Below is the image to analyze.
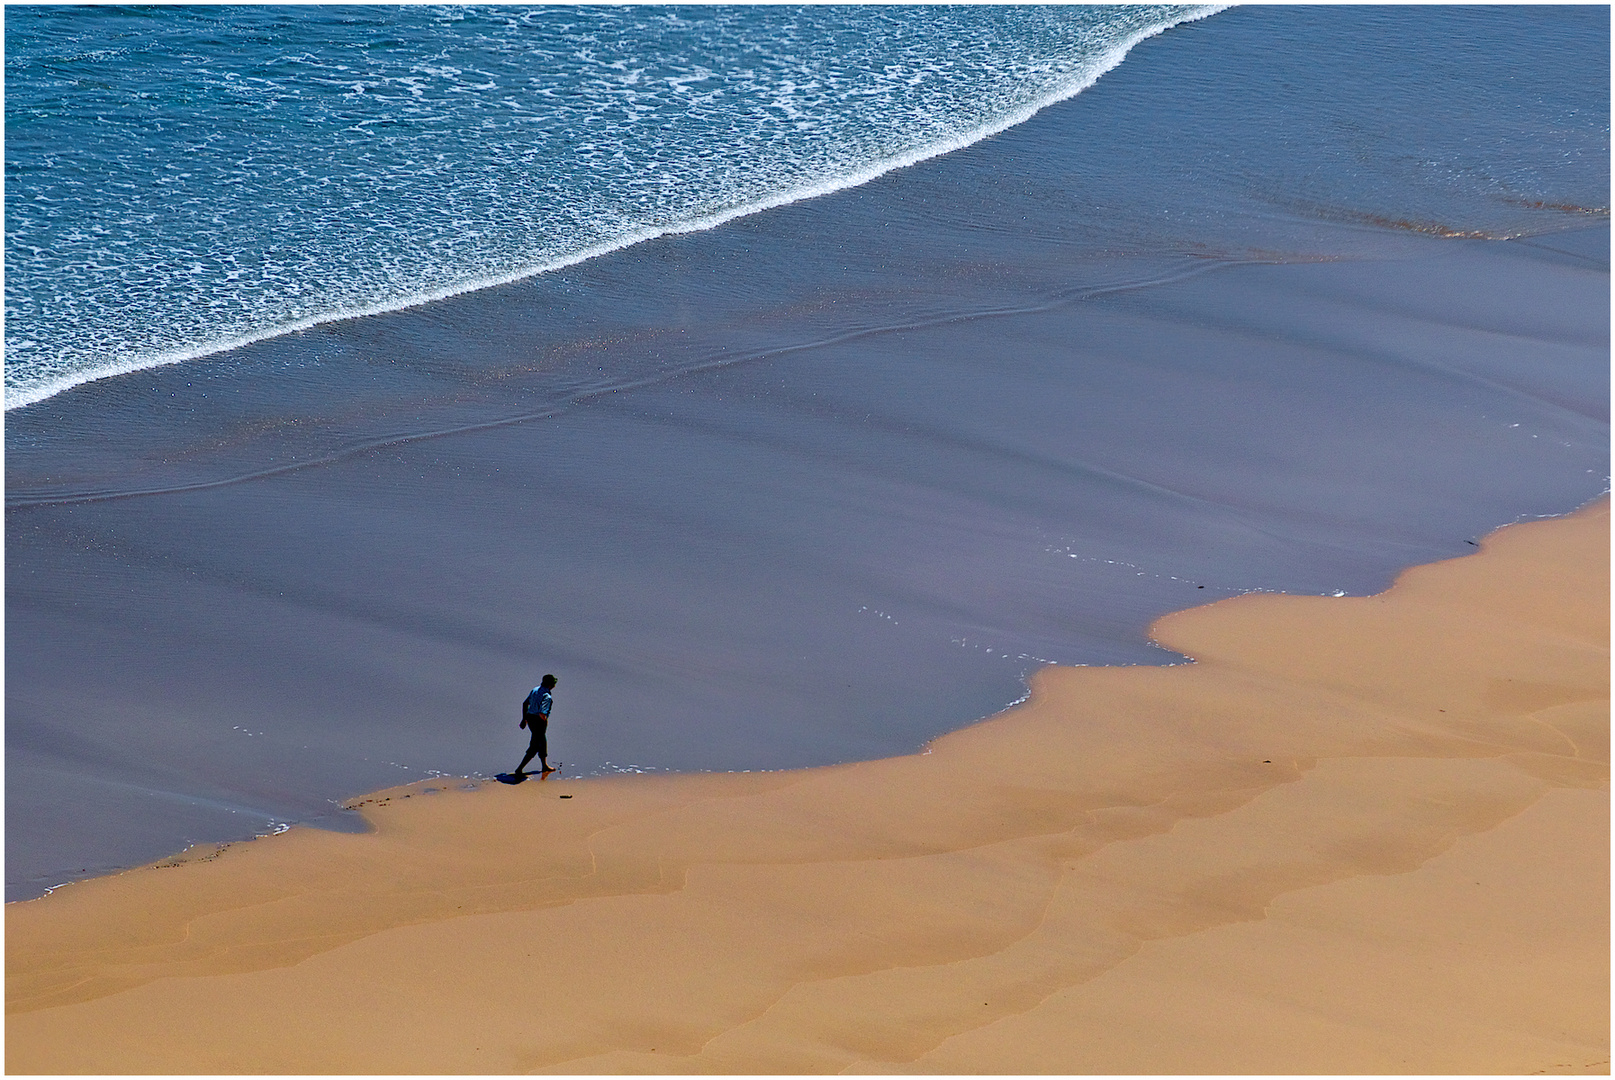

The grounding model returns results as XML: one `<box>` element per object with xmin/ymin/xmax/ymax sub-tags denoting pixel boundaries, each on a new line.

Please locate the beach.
<box><xmin>7</xmin><ymin>6</ymin><xmax>1609</xmax><ymax>902</ymax></box>
<box><xmin>7</xmin><ymin>498</ymin><xmax>1607</xmax><ymax>1073</ymax></box>
<box><xmin>5</xmin><ymin>7</ymin><xmax>1610</xmax><ymax>1069</ymax></box>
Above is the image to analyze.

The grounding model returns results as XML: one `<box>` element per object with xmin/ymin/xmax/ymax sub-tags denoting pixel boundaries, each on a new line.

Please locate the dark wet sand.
<box><xmin>8</xmin><ymin>219</ymin><xmax>1606</xmax><ymax>900</ymax></box>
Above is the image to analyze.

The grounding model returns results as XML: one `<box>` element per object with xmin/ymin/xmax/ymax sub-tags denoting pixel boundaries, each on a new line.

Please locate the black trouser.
<box><xmin>517</xmin><ymin>712</ymin><xmax>548</xmax><ymax>772</ymax></box>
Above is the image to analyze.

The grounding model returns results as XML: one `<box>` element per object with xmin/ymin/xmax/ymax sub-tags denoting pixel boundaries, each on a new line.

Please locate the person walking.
<box><xmin>515</xmin><ymin>674</ymin><xmax>557</xmax><ymax>776</ymax></box>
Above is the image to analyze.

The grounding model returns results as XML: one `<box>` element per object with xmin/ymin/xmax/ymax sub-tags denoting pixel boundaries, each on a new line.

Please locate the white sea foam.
<box><xmin>5</xmin><ymin>6</ymin><xmax>1222</xmax><ymax>411</ymax></box>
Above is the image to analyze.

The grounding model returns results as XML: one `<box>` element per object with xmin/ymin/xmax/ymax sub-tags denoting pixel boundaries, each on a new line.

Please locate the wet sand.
<box><xmin>8</xmin><ymin>498</ymin><xmax>1606</xmax><ymax>1074</ymax></box>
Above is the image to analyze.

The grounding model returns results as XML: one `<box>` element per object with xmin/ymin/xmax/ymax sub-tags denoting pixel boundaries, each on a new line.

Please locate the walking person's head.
<box><xmin>541</xmin><ymin>673</ymin><xmax>557</xmax><ymax>690</ymax></box>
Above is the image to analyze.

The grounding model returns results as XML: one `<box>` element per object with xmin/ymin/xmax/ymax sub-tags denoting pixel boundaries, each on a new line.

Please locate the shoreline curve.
<box><xmin>5</xmin><ymin>7</ymin><xmax>1222</xmax><ymax>414</ymax></box>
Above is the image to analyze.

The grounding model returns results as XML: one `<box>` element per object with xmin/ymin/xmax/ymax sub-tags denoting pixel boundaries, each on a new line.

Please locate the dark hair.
<box><xmin>541</xmin><ymin>674</ymin><xmax>557</xmax><ymax>689</ymax></box>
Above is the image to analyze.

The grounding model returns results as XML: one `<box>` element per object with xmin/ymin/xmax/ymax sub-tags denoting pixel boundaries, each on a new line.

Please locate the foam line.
<box><xmin>5</xmin><ymin>6</ymin><xmax>1225</xmax><ymax>414</ymax></box>
<box><xmin>6</xmin><ymin>252</ymin><xmax>1251</xmax><ymax>508</ymax></box>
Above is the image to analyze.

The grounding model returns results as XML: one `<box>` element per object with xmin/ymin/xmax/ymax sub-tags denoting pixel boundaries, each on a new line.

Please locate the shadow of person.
<box><xmin>495</xmin><ymin>766</ymin><xmax>558</xmax><ymax>785</ymax></box>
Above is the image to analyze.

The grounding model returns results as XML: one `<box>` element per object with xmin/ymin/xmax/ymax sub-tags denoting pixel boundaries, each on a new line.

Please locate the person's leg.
<box><xmin>515</xmin><ymin>712</ymin><xmax>541</xmax><ymax>774</ymax></box>
<box><xmin>535</xmin><ymin>717</ymin><xmax>549</xmax><ymax>771</ymax></box>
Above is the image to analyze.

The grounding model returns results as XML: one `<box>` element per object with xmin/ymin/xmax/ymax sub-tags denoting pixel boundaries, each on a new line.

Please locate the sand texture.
<box><xmin>7</xmin><ymin>500</ymin><xmax>1609</xmax><ymax>1074</ymax></box>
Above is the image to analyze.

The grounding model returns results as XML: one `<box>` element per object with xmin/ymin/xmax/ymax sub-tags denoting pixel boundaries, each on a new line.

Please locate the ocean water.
<box><xmin>6</xmin><ymin>4</ymin><xmax>1204</xmax><ymax>407</ymax></box>
<box><xmin>6</xmin><ymin>6</ymin><xmax>1609</xmax><ymax>902</ymax></box>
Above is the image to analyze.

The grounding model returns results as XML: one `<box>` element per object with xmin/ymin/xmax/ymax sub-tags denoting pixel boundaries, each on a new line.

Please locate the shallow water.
<box><xmin>6</xmin><ymin>7</ymin><xmax>1609</xmax><ymax>900</ymax></box>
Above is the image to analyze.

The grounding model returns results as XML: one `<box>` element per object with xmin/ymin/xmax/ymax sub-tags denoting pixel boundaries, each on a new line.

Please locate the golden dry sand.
<box><xmin>7</xmin><ymin>500</ymin><xmax>1609</xmax><ymax>1074</ymax></box>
